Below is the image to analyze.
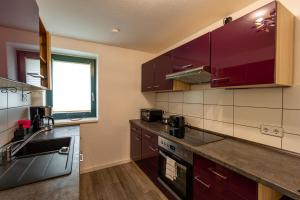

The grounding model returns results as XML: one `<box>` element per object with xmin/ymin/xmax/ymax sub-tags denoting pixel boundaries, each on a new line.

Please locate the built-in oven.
<box><xmin>158</xmin><ymin>136</ymin><xmax>193</xmax><ymax>200</ymax></box>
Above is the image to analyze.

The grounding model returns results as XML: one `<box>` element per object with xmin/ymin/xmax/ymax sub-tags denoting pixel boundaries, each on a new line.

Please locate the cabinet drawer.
<box><xmin>194</xmin><ymin>154</ymin><xmax>257</xmax><ymax>200</ymax></box>
<box><xmin>193</xmin><ymin>176</ymin><xmax>220</xmax><ymax>200</ymax></box>
<box><xmin>130</xmin><ymin>123</ymin><xmax>141</xmax><ymax>133</ymax></box>
<box><xmin>142</xmin><ymin>129</ymin><xmax>158</xmax><ymax>144</ymax></box>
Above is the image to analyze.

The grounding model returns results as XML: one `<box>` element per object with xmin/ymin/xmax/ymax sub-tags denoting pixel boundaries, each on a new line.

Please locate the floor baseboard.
<box><xmin>80</xmin><ymin>159</ymin><xmax>131</xmax><ymax>174</ymax></box>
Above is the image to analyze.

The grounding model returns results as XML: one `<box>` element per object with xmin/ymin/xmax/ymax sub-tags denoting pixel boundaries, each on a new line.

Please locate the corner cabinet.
<box><xmin>211</xmin><ymin>1</ymin><xmax>294</xmax><ymax>88</ymax></box>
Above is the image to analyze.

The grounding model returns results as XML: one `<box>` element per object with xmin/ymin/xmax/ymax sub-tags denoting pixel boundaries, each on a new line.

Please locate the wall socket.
<box><xmin>260</xmin><ymin>125</ymin><xmax>284</xmax><ymax>138</ymax></box>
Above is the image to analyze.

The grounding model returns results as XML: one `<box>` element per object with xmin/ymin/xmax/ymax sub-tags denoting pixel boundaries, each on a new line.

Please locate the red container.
<box><xmin>18</xmin><ymin>120</ymin><xmax>31</xmax><ymax>129</ymax></box>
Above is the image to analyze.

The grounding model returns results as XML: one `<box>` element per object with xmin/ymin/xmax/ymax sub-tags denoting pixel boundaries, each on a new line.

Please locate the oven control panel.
<box><xmin>158</xmin><ymin>136</ymin><xmax>193</xmax><ymax>164</ymax></box>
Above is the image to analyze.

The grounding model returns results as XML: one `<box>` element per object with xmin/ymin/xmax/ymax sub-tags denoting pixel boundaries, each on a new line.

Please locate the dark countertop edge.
<box><xmin>0</xmin><ymin>125</ymin><xmax>80</xmax><ymax>200</ymax></box>
<box><xmin>129</xmin><ymin>119</ymin><xmax>300</xmax><ymax>200</ymax></box>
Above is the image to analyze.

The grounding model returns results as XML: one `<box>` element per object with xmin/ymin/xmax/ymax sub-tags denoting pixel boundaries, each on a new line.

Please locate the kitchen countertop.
<box><xmin>0</xmin><ymin>126</ymin><xmax>80</xmax><ymax>200</ymax></box>
<box><xmin>130</xmin><ymin>119</ymin><xmax>300</xmax><ymax>200</ymax></box>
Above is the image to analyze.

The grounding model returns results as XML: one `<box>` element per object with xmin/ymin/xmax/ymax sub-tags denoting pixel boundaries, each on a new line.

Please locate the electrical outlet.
<box><xmin>260</xmin><ymin>125</ymin><xmax>284</xmax><ymax>138</ymax></box>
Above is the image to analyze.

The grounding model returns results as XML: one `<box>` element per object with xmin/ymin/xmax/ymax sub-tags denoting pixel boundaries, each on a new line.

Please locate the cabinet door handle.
<box><xmin>145</xmin><ymin>134</ymin><xmax>152</xmax><ymax>139</ymax></box>
<box><xmin>80</xmin><ymin>153</ymin><xmax>84</xmax><ymax>162</ymax></box>
<box><xmin>211</xmin><ymin>77</ymin><xmax>230</xmax><ymax>84</ymax></box>
<box><xmin>194</xmin><ymin>176</ymin><xmax>211</xmax><ymax>189</ymax></box>
<box><xmin>147</xmin><ymin>86</ymin><xmax>152</xmax><ymax>89</ymax></box>
<box><xmin>208</xmin><ymin>168</ymin><xmax>228</xmax><ymax>180</ymax></box>
<box><xmin>153</xmin><ymin>85</ymin><xmax>160</xmax><ymax>88</ymax></box>
<box><xmin>149</xmin><ymin>146</ymin><xmax>158</xmax><ymax>152</ymax></box>
<box><xmin>175</xmin><ymin>64</ymin><xmax>193</xmax><ymax>69</ymax></box>
<box><xmin>135</xmin><ymin>137</ymin><xmax>141</xmax><ymax>141</ymax></box>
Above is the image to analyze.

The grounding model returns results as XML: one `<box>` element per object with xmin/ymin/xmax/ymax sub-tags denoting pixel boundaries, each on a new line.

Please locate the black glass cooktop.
<box><xmin>168</xmin><ymin>127</ymin><xmax>224</xmax><ymax>147</ymax></box>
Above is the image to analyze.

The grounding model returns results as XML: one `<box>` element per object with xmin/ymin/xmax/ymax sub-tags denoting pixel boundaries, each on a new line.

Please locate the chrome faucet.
<box><xmin>0</xmin><ymin>126</ymin><xmax>51</xmax><ymax>163</ymax></box>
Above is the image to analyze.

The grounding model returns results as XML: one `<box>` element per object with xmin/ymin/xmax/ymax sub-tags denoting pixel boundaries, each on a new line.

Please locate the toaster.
<box><xmin>140</xmin><ymin>109</ymin><xmax>163</xmax><ymax>122</ymax></box>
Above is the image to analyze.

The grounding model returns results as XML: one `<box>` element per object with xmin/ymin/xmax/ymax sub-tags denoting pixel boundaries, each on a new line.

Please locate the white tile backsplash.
<box><xmin>234</xmin><ymin>125</ymin><xmax>282</xmax><ymax>148</ymax></box>
<box><xmin>204</xmin><ymin>105</ymin><xmax>233</xmax><ymax>123</ymax></box>
<box><xmin>0</xmin><ymin>109</ymin><xmax>7</xmax><ymax>133</ymax></box>
<box><xmin>204</xmin><ymin>89</ymin><xmax>233</xmax><ymax>105</ymax></box>
<box><xmin>182</xmin><ymin>103</ymin><xmax>203</xmax><ymax>118</ymax></box>
<box><xmin>168</xmin><ymin>103</ymin><xmax>183</xmax><ymax>114</ymax></box>
<box><xmin>155</xmin><ymin>101</ymin><xmax>169</xmax><ymax>112</ymax></box>
<box><xmin>7</xmin><ymin>107</ymin><xmax>28</xmax><ymax>129</ymax></box>
<box><xmin>283</xmin><ymin>110</ymin><xmax>300</xmax><ymax>135</ymax></box>
<box><xmin>0</xmin><ymin>91</ymin><xmax>30</xmax><ymax>148</ymax></box>
<box><xmin>7</xmin><ymin>91</ymin><xmax>24</xmax><ymax>108</ymax></box>
<box><xmin>153</xmin><ymin>83</ymin><xmax>300</xmax><ymax>154</ymax></box>
<box><xmin>283</xmin><ymin>85</ymin><xmax>300</xmax><ymax>109</ymax></box>
<box><xmin>0</xmin><ymin>92</ymin><xmax>7</xmax><ymax>109</ymax></box>
<box><xmin>156</xmin><ymin>93</ymin><xmax>169</xmax><ymax>102</ymax></box>
<box><xmin>204</xmin><ymin>119</ymin><xmax>233</xmax><ymax>136</ymax></box>
<box><xmin>282</xmin><ymin>133</ymin><xmax>300</xmax><ymax>154</ymax></box>
<box><xmin>234</xmin><ymin>107</ymin><xmax>282</xmax><ymax>128</ymax></box>
<box><xmin>183</xmin><ymin>91</ymin><xmax>203</xmax><ymax>104</ymax></box>
<box><xmin>184</xmin><ymin>116</ymin><xmax>203</xmax><ymax>129</ymax></box>
<box><xmin>169</xmin><ymin>92</ymin><xmax>183</xmax><ymax>103</ymax></box>
<box><xmin>234</xmin><ymin>88</ymin><xmax>282</xmax><ymax>108</ymax></box>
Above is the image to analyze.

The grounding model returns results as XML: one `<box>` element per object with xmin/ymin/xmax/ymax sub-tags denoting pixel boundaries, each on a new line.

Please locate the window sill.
<box><xmin>54</xmin><ymin>118</ymin><xmax>98</xmax><ymax>126</ymax></box>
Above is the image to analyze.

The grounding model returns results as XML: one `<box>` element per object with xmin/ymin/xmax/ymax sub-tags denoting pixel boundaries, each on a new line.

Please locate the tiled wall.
<box><xmin>0</xmin><ymin>91</ymin><xmax>31</xmax><ymax>147</ymax></box>
<box><xmin>155</xmin><ymin>84</ymin><xmax>300</xmax><ymax>154</ymax></box>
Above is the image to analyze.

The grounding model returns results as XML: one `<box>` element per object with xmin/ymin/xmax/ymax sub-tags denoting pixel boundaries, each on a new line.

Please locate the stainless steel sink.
<box><xmin>0</xmin><ymin>137</ymin><xmax>74</xmax><ymax>191</ymax></box>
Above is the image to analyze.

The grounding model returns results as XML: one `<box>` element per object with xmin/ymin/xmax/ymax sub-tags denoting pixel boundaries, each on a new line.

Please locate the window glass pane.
<box><xmin>25</xmin><ymin>58</ymin><xmax>40</xmax><ymax>86</ymax></box>
<box><xmin>53</xmin><ymin>60</ymin><xmax>91</xmax><ymax>113</ymax></box>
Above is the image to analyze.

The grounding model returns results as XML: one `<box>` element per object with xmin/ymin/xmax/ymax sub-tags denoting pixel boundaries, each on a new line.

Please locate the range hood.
<box><xmin>166</xmin><ymin>66</ymin><xmax>211</xmax><ymax>84</ymax></box>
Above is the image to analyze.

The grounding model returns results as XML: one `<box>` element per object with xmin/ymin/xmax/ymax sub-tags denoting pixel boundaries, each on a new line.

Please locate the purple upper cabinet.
<box><xmin>153</xmin><ymin>52</ymin><xmax>173</xmax><ymax>91</ymax></box>
<box><xmin>211</xmin><ymin>2</ymin><xmax>276</xmax><ymax>88</ymax></box>
<box><xmin>141</xmin><ymin>60</ymin><xmax>154</xmax><ymax>92</ymax></box>
<box><xmin>171</xmin><ymin>33</ymin><xmax>210</xmax><ymax>73</ymax></box>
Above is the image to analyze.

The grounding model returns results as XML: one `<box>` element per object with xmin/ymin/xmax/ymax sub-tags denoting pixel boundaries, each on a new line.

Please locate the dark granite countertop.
<box><xmin>130</xmin><ymin>119</ymin><xmax>300</xmax><ymax>200</ymax></box>
<box><xmin>0</xmin><ymin>126</ymin><xmax>80</xmax><ymax>200</ymax></box>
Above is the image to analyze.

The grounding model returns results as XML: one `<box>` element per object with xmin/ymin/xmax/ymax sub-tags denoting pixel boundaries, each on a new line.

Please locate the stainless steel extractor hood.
<box><xmin>166</xmin><ymin>66</ymin><xmax>211</xmax><ymax>84</ymax></box>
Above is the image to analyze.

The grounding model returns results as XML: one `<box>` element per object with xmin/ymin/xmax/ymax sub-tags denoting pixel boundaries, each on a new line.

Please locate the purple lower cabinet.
<box><xmin>141</xmin><ymin>136</ymin><xmax>159</xmax><ymax>182</ymax></box>
<box><xmin>130</xmin><ymin>123</ymin><xmax>142</xmax><ymax>163</ymax></box>
<box><xmin>193</xmin><ymin>154</ymin><xmax>258</xmax><ymax>200</ymax></box>
<box><xmin>211</xmin><ymin>2</ymin><xmax>277</xmax><ymax>87</ymax></box>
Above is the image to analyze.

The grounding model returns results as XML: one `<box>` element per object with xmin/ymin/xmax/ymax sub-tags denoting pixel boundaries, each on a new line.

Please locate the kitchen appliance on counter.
<box><xmin>158</xmin><ymin>136</ymin><xmax>193</xmax><ymax>200</ymax></box>
<box><xmin>169</xmin><ymin>115</ymin><xmax>185</xmax><ymax>138</ymax></box>
<box><xmin>140</xmin><ymin>109</ymin><xmax>163</xmax><ymax>122</ymax></box>
<box><xmin>161</xmin><ymin>113</ymin><xmax>170</xmax><ymax>125</ymax></box>
<box><xmin>30</xmin><ymin>106</ymin><xmax>54</xmax><ymax>132</ymax></box>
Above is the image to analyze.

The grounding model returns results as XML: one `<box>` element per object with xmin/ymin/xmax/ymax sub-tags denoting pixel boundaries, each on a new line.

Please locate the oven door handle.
<box><xmin>159</xmin><ymin>150</ymin><xmax>188</xmax><ymax>169</ymax></box>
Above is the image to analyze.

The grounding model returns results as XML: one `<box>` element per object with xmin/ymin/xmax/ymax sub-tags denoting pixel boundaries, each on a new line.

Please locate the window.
<box><xmin>51</xmin><ymin>54</ymin><xmax>97</xmax><ymax>120</ymax></box>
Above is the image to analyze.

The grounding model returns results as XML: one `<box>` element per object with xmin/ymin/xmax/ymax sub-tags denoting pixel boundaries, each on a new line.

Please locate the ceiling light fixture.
<box><xmin>112</xmin><ymin>28</ymin><xmax>120</xmax><ymax>33</ymax></box>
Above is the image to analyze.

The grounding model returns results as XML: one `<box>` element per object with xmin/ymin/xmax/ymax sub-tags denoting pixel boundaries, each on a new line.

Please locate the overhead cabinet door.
<box><xmin>172</xmin><ymin>33</ymin><xmax>211</xmax><ymax>73</ymax></box>
<box><xmin>211</xmin><ymin>1</ymin><xmax>294</xmax><ymax>88</ymax></box>
<box><xmin>141</xmin><ymin>60</ymin><xmax>154</xmax><ymax>92</ymax></box>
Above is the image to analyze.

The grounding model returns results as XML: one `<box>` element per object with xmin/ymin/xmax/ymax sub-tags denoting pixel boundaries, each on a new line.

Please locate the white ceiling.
<box><xmin>37</xmin><ymin>0</ymin><xmax>257</xmax><ymax>53</ymax></box>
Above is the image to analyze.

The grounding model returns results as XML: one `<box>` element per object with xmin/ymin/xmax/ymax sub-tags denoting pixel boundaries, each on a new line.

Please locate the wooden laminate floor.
<box><xmin>80</xmin><ymin>162</ymin><xmax>168</xmax><ymax>200</ymax></box>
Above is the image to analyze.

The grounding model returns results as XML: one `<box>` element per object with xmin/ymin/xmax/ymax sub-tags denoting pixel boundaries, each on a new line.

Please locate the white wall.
<box><xmin>154</xmin><ymin>0</ymin><xmax>300</xmax><ymax>154</ymax></box>
<box><xmin>51</xmin><ymin>36</ymin><xmax>155</xmax><ymax>173</ymax></box>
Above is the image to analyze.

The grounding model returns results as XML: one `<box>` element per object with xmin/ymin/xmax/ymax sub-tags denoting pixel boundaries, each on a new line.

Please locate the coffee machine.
<box><xmin>30</xmin><ymin>106</ymin><xmax>54</xmax><ymax>132</ymax></box>
<box><xmin>169</xmin><ymin>115</ymin><xmax>185</xmax><ymax>138</ymax></box>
